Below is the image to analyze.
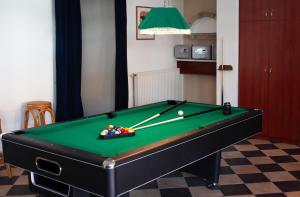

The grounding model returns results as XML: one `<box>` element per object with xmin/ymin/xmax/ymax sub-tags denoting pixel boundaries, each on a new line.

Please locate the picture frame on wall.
<box><xmin>136</xmin><ymin>6</ymin><xmax>155</xmax><ymax>40</ymax></box>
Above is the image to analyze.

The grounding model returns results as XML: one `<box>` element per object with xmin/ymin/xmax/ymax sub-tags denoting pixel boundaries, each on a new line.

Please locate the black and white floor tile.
<box><xmin>1</xmin><ymin>139</ymin><xmax>300</xmax><ymax>197</ymax></box>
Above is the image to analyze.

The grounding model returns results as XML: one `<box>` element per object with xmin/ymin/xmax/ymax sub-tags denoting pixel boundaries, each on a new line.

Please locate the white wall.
<box><xmin>127</xmin><ymin>0</ymin><xmax>184</xmax><ymax>107</ymax></box>
<box><xmin>216</xmin><ymin>0</ymin><xmax>239</xmax><ymax>106</ymax></box>
<box><xmin>81</xmin><ymin>0</ymin><xmax>115</xmax><ymax>116</ymax></box>
<box><xmin>0</xmin><ymin>0</ymin><xmax>55</xmax><ymax>132</ymax></box>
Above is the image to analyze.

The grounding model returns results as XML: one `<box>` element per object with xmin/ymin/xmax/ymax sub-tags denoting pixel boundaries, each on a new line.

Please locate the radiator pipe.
<box><xmin>131</xmin><ymin>73</ymin><xmax>137</xmax><ymax>107</ymax></box>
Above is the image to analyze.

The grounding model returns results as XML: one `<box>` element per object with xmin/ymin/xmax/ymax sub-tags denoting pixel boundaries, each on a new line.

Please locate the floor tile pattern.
<box><xmin>0</xmin><ymin>139</ymin><xmax>299</xmax><ymax>197</ymax></box>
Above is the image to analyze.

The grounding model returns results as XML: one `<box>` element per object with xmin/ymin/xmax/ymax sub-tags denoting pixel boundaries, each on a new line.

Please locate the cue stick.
<box><xmin>134</xmin><ymin>106</ymin><xmax>223</xmax><ymax>130</ymax></box>
<box><xmin>130</xmin><ymin>101</ymin><xmax>187</xmax><ymax>129</ymax></box>
<box><xmin>221</xmin><ymin>38</ymin><xmax>224</xmax><ymax>106</ymax></box>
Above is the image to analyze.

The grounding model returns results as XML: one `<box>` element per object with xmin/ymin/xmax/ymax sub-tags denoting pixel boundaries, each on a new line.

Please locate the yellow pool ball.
<box><xmin>101</xmin><ymin>130</ymin><xmax>108</xmax><ymax>136</ymax></box>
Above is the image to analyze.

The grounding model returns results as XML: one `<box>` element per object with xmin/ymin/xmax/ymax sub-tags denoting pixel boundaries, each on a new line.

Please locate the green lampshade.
<box><xmin>138</xmin><ymin>7</ymin><xmax>191</xmax><ymax>35</ymax></box>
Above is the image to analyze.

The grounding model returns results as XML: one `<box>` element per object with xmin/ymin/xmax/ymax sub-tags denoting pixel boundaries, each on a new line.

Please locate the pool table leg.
<box><xmin>104</xmin><ymin>168</ymin><xmax>117</xmax><ymax>197</ymax></box>
<box><xmin>104</xmin><ymin>159</ymin><xmax>117</xmax><ymax>197</ymax></box>
<box><xmin>182</xmin><ymin>151</ymin><xmax>221</xmax><ymax>189</ymax></box>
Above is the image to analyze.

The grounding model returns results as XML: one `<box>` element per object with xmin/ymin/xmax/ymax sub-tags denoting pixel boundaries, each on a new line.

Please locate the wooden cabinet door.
<box><xmin>268</xmin><ymin>21</ymin><xmax>293</xmax><ymax>140</ymax></box>
<box><xmin>268</xmin><ymin>20</ymin><xmax>300</xmax><ymax>143</ymax></box>
<box><xmin>269</xmin><ymin>1</ymin><xmax>300</xmax><ymax>144</ymax></box>
<box><xmin>239</xmin><ymin>21</ymin><xmax>270</xmax><ymax>136</ymax></box>
<box><xmin>240</xmin><ymin>0</ymin><xmax>300</xmax><ymax>21</ymax></box>
<box><xmin>291</xmin><ymin>0</ymin><xmax>300</xmax><ymax>21</ymax></box>
<box><xmin>271</xmin><ymin>0</ymin><xmax>300</xmax><ymax>21</ymax></box>
<box><xmin>270</xmin><ymin>0</ymin><xmax>290</xmax><ymax>20</ymax></box>
<box><xmin>286</xmin><ymin>21</ymin><xmax>300</xmax><ymax>144</ymax></box>
<box><xmin>240</xmin><ymin>0</ymin><xmax>269</xmax><ymax>22</ymax></box>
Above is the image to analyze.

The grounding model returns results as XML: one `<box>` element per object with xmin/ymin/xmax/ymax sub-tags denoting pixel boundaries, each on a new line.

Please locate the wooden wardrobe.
<box><xmin>239</xmin><ymin>0</ymin><xmax>300</xmax><ymax>144</ymax></box>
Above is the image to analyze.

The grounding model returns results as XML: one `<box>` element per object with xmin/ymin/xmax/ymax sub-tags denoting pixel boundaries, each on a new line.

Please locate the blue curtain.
<box><xmin>55</xmin><ymin>0</ymin><xmax>84</xmax><ymax>121</ymax></box>
<box><xmin>115</xmin><ymin>0</ymin><xmax>129</xmax><ymax>110</ymax></box>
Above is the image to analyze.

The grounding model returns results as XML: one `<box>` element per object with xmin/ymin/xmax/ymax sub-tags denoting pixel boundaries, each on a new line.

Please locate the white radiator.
<box><xmin>132</xmin><ymin>68</ymin><xmax>183</xmax><ymax>106</ymax></box>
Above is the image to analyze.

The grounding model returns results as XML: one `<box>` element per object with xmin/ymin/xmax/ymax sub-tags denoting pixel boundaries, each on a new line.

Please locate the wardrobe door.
<box><xmin>270</xmin><ymin>0</ymin><xmax>291</xmax><ymax>20</ymax></box>
<box><xmin>290</xmin><ymin>0</ymin><xmax>300</xmax><ymax>21</ymax></box>
<box><xmin>270</xmin><ymin>0</ymin><xmax>300</xmax><ymax>21</ymax></box>
<box><xmin>268</xmin><ymin>21</ymin><xmax>293</xmax><ymax>140</ymax></box>
<box><xmin>288</xmin><ymin>21</ymin><xmax>300</xmax><ymax>144</ymax></box>
<box><xmin>239</xmin><ymin>21</ymin><xmax>270</xmax><ymax>136</ymax></box>
<box><xmin>240</xmin><ymin>0</ymin><xmax>269</xmax><ymax>22</ymax></box>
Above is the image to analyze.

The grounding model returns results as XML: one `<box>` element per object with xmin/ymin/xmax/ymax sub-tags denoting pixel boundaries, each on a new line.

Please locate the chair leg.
<box><xmin>49</xmin><ymin>109</ymin><xmax>56</xmax><ymax>123</ymax></box>
<box><xmin>41</xmin><ymin>109</ymin><xmax>56</xmax><ymax>124</ymax></box>
<box><xmin>24</xmin><ymin>110</ymin><xmax>29</xmax><ymax>129</ymax></box>
<box><xmin>29</xmin><ymin>110</ymin><xmax>39</xmax><ymax>127</ymax></box>
<box><xmin>6</xmin><ymin>164</ymin><xmax>12</xmax><ymax>178</ymax></box>
<box><xmin>39</xmin><ymin>111</ymin><xmax>46</xmax><ymax>125</ymax></box>
<box><xmin>47</xmin><ymin>109</ymin><xmax>56</xmax><ymax>124</ymax></box>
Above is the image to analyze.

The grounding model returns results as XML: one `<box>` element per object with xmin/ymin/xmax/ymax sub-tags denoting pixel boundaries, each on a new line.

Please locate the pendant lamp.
<box><xmin>138</xmin><ymin>5</ymin><xmax>191</xmax><ymax>35</ymax></box>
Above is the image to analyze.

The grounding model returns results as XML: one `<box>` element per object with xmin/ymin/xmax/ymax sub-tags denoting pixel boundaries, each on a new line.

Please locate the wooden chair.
<box><xmin>0</xmin><ymin>119</ymin><xmax>13</xmax><ymax>178</ymax></box>
<box><xmin>24</xmin><ymin>101</ymin><xmax>55</xmax><ymax>128</ymax></box>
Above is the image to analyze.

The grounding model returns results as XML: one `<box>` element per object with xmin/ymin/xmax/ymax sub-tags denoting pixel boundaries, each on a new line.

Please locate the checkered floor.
<box><xmin>0</xmin><ymin>138</ymin><xmax>300</xmax><ymax>197</ymax></box>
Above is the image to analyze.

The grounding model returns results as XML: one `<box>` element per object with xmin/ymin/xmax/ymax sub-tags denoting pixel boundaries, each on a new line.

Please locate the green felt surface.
<box><xmin>24</xmin><ymin>102</ymin><xmax>247</xmax><ymax>157</ymax></box>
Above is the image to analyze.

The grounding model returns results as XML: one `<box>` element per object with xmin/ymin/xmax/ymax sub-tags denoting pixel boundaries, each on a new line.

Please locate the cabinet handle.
<box><xmin>269</xmin><ymin>68</ymin><xmax>272</xmax><ymax>74</ymax></box>
<box><xmin>271</xmin><ymin>10</ymin><xmax>273</xmax><ymax>17</ymax></box>
<box><xmin>264</xmin><ymin>67</ymin><xmax>268</xmax><ymax>73</ymax></box>
<box><xmin>265</xmin><ymin>11</ymin><xmax>268</xmax><ymax>17</ymax></box>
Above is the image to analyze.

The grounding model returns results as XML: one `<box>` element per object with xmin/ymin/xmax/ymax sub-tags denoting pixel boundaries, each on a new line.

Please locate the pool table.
<box><xmin>2</xmin><ymin>101</ymin><xmax>262</xmax><ymax>197</ymax></box>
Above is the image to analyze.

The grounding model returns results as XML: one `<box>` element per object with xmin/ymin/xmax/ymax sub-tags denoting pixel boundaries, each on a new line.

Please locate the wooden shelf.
<box><xmin>176</xmin><ymin>59</ymin><xmax>216</xmax><ymax>63</ymax></box>
<box><xmin>177</xmin><ymin>60</ymin><xmax>216</xmax><ymax>75</ymax></box>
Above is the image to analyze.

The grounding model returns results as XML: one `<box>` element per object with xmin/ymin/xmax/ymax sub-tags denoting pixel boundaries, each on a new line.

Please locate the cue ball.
<box><xmin>178</xmin><ymin>111</ymin><xmax>184</xmax><ymax>116</ymax></box>
<box><xmin>101</xmin><ymin>130</ymin><xmax>108</xmax><ymax>136</ymax></box>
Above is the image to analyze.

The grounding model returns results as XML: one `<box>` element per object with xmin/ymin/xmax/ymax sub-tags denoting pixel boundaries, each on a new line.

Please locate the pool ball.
<box><xmin>107</xmin><ymin>125</ymin><xmax>114</xmax><ymax>130</ymax></box>
<box><xmin>101</xmin><ymin>130</ymin><xmax>108</xmax><ymax>136</ymax></box>
<box><xmin>117</xmin><ymin>127</ymin><xmax>123</xmax><ymax>131</ymax></box>
<box><xmin>178</xmin><ymin>110</ymin><xmax>184</xmax><ymax>116</ymax></box>
<box><xmin>128</xmin><ymin>128</ymin><xmax>135</xmax><ymax>133</ymax></box>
